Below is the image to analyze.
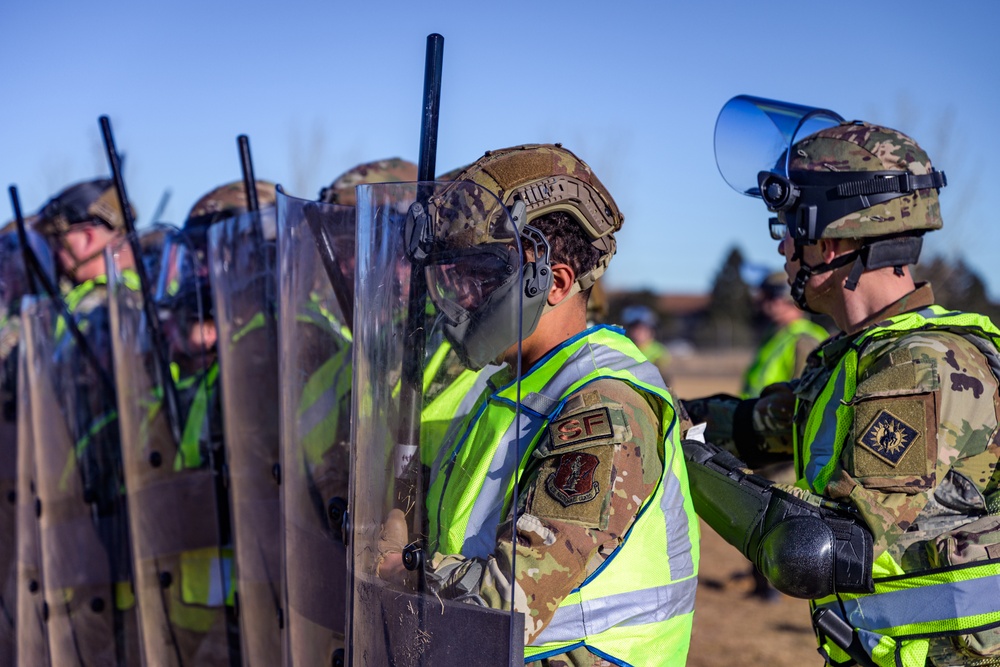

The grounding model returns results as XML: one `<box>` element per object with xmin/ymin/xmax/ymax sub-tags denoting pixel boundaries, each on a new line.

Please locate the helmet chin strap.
<box><xmin>789</xmin><ymin>234</ymin><xmax>923</xmax><ymax>313</ymax></box>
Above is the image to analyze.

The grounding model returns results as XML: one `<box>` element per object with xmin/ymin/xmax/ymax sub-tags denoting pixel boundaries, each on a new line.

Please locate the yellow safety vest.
<box><xmin>797</xmin><ymin>306</ymin><xmax>1000</xmax><ymax>667</ymax></box>
<box><xmin>428</xmin><ymin>325</ymin><xmax>699</xmax><ymax>666</ymax></box>
<box><xmin>742</xmin><ymin>318</ymin><xmax>827</xmax><ymax>398</ymax></box>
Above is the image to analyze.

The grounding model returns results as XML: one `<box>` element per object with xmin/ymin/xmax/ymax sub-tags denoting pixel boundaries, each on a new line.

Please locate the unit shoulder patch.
<box><xmin>856</xmin><ymin>409</ymin><xmax>919</xmax><ymax>467</ymax></box>
<box><xmin>545</xmin><ymin>452</ymin><xmax>600</xmax><ymax>506</ymax></box>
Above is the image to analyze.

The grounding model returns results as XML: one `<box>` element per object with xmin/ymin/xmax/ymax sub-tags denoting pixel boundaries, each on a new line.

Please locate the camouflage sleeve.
<box><xmin>823</xmin><ymin>331</ymin><xmax>1000</xmax><ymax>559</ymax></box>
<box><xmin>427</xmin><ymin>378</ymin><xmax>665</xmax><ymax>645</ymax></box>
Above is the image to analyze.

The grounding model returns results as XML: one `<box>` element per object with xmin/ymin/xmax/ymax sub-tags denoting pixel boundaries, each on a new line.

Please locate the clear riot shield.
<box><xmin>1</xmin><ymin>229</ymin><xmax>55</xmax><ymax>662</ymax></box>
<box><xmin>275</xmin><ymin>191</ymin><xmax>355</xmax><ymax>666</ymax></box>
<box><xmin>0</xmin><ymin>333</ymin><xmax>16</xmax><ymax>663</ymax></box>
<box><xmin>107</xmin><ymin>235</ymin><xmax>240</xmax><ymax>667</ymax></box>
<box><xmin>348</xmin><ymin>181</ymin><xmax>526</xmax><ymax>666</ymax></box>
<box><xmin>208</xmin><ymin>209</ymin><xmax>283</xmax><ymax>666</ymax></box>
<box><xmin>25</xmin><ymin>294</ymin><xmax>140</xmax><ymax>666</ymax></box>
<box><xmin>14</xmin><ymin>298</ymin><xmax>49</xmax><ymax>667</ymax></box>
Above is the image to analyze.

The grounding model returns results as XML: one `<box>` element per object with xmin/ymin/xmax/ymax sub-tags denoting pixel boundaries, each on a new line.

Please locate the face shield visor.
<box><xmin>714</xmin><ymin>95</ymin><xmax>845</xmax><ymax>198</ymax></box>
<box><xmin>401</xmin><ymin>183</ymin><xmax>548</xmax><ymax>371</ymax></box>
<box><xmin>155</xmin><ymin>230</ymin><xmax>215</xmax><ymax>359</ymax></box>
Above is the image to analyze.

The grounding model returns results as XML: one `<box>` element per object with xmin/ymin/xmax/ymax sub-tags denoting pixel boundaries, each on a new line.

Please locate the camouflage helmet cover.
<box><xmin>319</xmin><ymin>158</ymin><xmax>418</xmax><ymax>206</ymax></box>
<box><xmin>36</xmin><ymin>178</ymin><xmax>134</xmax><ymax>237</ymax></box>
<box><xmin>185</xmin><ymin>180</ymin><xmax>278</xmax><ymax>230</ymax></box>
<box><xmin>441</xmin><ymin>143</ymin><xmax>624</xmax><ymax>288</ymax></box>
<box><xmin>783</xmin><ymin>121</ymin><xmax>943</xmax><ymax>239</ymax></box>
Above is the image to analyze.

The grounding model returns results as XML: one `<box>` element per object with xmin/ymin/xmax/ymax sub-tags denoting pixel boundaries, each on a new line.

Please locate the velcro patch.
<box><xmin>856</xmin><ymin>409</ymin><xmax>919</xmax><ymax>467</ymax></box>
<box><xmin>545</xmin><ymin>452</ymin><xmax>600</xmax><ymax>506</ymax></box>
<box><xmin>548</xmin><ymin>407</ymin><xmax>613</xmax><ymax>450</ymax></box>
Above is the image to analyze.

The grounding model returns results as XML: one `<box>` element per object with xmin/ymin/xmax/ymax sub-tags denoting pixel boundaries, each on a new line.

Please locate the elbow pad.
<box><xmin>683</xmin><ymin>439</ymin><xmax>873</xmax><ymax>599</ymax></box>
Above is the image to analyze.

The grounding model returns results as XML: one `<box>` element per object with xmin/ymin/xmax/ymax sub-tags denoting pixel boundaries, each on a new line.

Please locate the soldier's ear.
<box><xmin>547</xmin><ymin>262</ymin><xmax>576</xmax><ymax>307</ymax></box>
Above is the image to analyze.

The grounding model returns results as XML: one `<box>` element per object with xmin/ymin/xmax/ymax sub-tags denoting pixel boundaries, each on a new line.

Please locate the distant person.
<box><xmin>739</xmin><ymin>273</ymin><xmax>828</xmax><ymax>600</ymax></box>
<box><xmin>622</xmin><ymin>305</ymin><xmax>672</xmax><ymax>385</ymax></box>
<box><xmin>742</xmin><ymin>271</ymin><xmax>827</xmax><ymax>398</ymax></box>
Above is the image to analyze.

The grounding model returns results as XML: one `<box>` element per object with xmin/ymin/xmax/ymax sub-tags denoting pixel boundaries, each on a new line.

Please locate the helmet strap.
<box><xmin>789</xmin><ymin>233</ymin><xmax>923</xmax><ymax>311</ymax></box>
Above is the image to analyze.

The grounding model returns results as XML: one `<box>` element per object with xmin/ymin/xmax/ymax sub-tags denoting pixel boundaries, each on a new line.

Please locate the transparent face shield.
<box><xmin>714</xmin><ymin>94</ymin><xmax>845</xmax><ymax>197</ymax></box>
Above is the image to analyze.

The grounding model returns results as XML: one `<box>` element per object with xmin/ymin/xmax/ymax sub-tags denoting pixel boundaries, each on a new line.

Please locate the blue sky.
<box><xmin>2</xmin><ymin>0</ymin><xmax>998</xmax><ymax>297</ymax></box>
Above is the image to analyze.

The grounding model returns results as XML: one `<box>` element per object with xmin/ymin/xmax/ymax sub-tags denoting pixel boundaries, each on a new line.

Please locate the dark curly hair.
<box><xmin>529</xmin><ymin>211</ymin><xmax>603</xmax><ymax>293</ymax></box>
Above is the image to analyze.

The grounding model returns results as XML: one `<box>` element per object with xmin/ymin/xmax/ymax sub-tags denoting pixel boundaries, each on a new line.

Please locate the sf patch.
<box><xmin>857</xmin><ymin>409</ymin><xmax>919</xmax><ymax>467</ymax></box>
<box><xmin>546</xmin><ymin>452</ymin><xmax>601</xmax><ymax>507</ymax></box>
<box><xmin>549</xmin><ymin>407</ymin><xmax>614</xmax><ymax>450</ymax></box>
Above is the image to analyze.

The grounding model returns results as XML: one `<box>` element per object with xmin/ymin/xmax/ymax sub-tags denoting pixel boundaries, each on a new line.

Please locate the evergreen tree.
<box><xmin>697</xmin><ymin>246</ymin><xmax>754</xmax><ymax>348</ymax></box>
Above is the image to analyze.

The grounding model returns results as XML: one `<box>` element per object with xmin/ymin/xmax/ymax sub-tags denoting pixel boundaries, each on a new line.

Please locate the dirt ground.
<box><xmin>670</xmin><ymin>350</ymin><xmax>824</xmax><ymax>667</ymax></box>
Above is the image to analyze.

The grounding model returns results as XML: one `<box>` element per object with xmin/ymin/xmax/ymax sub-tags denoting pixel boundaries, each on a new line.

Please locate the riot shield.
<box><xmin>14</xmin><ymin>299</ymin><xmax>50</xmax><ymax>666</ymax></box>
<box><xmin>0</xmin><ymin>323</ymin><xmax>17</xmax><ymax>663</ymax></box>
<box><xmin>107</xmin><ymin>234</ymin><xmax>240</xmax><ymax>667</ymax></box>
<box><xmin>275</xmin><ymin>191</ymin><xmax>355</xmax><ymax>666</ymax></box>
<box><xmin>208</xmin><ymin>208</ymin><xmax>282</xmax><ymax>666</ymax></box>
<box><xmin>1</xmin><ymin>229</ymin><xmax>55</xmax><ymax>662</ymax></box>
<box><xmin>348</xmin><ymin>181</ymin><xmax>526</xmax><ymax>666</ymax></box>
<box><xmin>26</xmin><ymin>293</ymin><xmax>140</xmax><ymax>666</ymax></box>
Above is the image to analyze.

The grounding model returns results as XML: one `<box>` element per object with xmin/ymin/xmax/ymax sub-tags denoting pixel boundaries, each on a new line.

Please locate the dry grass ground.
<box><xmin>670</xmin><ymin>349</ymin><xmax>824</xmax><ymax>667</ymax></box>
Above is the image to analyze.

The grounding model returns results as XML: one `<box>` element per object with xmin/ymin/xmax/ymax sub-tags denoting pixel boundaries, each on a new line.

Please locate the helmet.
<box><xmin>319</xmin><ymin>158</ymin><xmax>417</xmax><ymax>206</ymax></box>
<box><xmin>622</xmin><ymin>305</ymin><xmax>657</xmax><ymax>329</ymax></box>
<box><xmin>37</xmin><ymin>178</ymin><xmax>134</xmax><ymax>237</ymax></box>
<box><xmin>447</xmin><ymin>143</ymin><xmax>623</xmax><ymax>292</ymax></box>
<box><xmin>757</xmin><ymin>271</ymin><xmax>791</xmax><ymax>301</ymax></box>
<box><xmin>185</xmin><ymin>180</ymin><xmax>278</xmax><ymax>231</ymax></box>
<box><xmin>776</xmin><ymin>122</ymin><xmax>946</xmax><ymax>308</ymax></box>
<box><xmin>418</xmin><ymin>144</ymin><xmax>622</xmax><ymax>369</ymax></box>
<box><xmin>715</xmin><ymin>96</ymin><xmax>948</xmax><ymax>310</ymax></box>
<box><xmin>771</xmin><ymin>121</ymin><xmax>945</xmax><ymax>243</ymax></box>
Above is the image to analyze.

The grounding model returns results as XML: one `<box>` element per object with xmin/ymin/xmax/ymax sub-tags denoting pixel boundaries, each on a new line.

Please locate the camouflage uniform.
<box><xmin>32</xmin><ymin>179</ymin><xmax>141</xmax><ymax>666</ymax></box>
<box><xmin>428</xmin><ymin>372</ymin><xmax>685</xmax><ymax>666</ymax></box>
<box><xmin>692</xmin><ymin>102</ymin><xmax>1000</xmax><ymax>665</ymax></box>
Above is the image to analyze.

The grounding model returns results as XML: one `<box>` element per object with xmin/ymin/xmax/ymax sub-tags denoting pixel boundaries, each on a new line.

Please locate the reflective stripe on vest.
<box><xmin>428</xmin><ymin>325</ymin><xmax>698</xmax><ymax>665</ymax></box>
<box><xmin>795</xmin><ymin>306</ymin><xmax>1000</xmax><ymax>665</ymax></box>
<box><xmin>743</xmin><ymin>318</ymin><xmax>827</xmax><ymax>398</ymax></box>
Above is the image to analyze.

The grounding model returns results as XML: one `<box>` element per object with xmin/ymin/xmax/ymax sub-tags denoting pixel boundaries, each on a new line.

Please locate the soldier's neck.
<box><xmin>511</xmin><ymin>304</ymin><xmax>587</xmax><ymax>373</ymax></box>
<box><xmin>831</xmin><ymin>267</ymin><xmax>916</xmax><ymax>333</ymax></box>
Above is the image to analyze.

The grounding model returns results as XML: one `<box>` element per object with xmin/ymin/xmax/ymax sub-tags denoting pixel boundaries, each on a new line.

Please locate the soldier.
<box><xmin>741</xmin><ymin>271</ymin><xmax>827</xmax><ymax>399</ymax></box>
<box><xmin>684</xmin><ymin>96</ymin><xmax>1000</xmax><ymax>666</ymax></box>
<box><xmin>622</xmin><ymin>304</ymin><xmax>672</xmax><ymax>385</ymax></box>
<box><xmin>356</xmin><ymin>145</ymin><xmax>699</xmax><ymax>666</ymax></box>
<box><xmin>33</xmin><ymin>178</ymin><xmax>141</xmax><ymax>665</ymax></box>
<box><xmin>109</xmin><ymin>182</ymin><xmax>268</xmax><ymax>666</ymax></box>
<box><xmin>739</xmin><ymin>271</ymin><xmax>828</xmax><ymax>601</ymax></box>
<box><xmin>277</xmin><ymin>158</ymin><xmax>415</xmax><ymax>666</ymax></box>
